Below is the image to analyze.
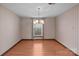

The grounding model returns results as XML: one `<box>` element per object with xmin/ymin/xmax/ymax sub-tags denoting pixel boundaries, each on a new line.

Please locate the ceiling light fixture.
<box><xmin>33</xmin><ymin>7</ymin><xmax>44</xmax><ymax>24</ymax></box>
<box><xmin>48</xmin><ymin>3</ymin><xmax>55</xmax><ymax>5</ymax></box>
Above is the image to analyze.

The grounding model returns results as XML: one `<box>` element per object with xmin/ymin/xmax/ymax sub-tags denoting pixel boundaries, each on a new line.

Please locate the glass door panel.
<box><xmin>32</xmin><ymin>19</ymin><xmax>44</xmax><ymax>39</ymax></box>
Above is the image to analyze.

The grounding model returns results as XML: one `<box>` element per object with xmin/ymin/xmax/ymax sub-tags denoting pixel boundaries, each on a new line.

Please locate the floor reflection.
<box><xmin>33</xmin><ymin>40</ymin><xmax>43</xmax><ymax>56</ymax></box>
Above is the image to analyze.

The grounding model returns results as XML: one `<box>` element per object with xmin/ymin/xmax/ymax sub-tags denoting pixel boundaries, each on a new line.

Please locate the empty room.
<box><xmin>0</xmin><ymin>3</ymin><xmax>79</xmax><ymax>56</ymax></box>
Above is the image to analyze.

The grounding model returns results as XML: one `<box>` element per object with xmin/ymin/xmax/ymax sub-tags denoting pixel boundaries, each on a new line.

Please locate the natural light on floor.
<box><xmin>33</xmin><ymin>42</ymin><xmax>43</xmax><ymax>56</ymax></box>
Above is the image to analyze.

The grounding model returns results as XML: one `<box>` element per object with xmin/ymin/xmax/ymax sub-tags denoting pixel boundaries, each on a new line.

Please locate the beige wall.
<box><xmin>21</xmin><ymin>17</ymin><xmax>56</xmax><ymax>39</ymax></box>
<box><xmin>0</xmin><ymin>5</ymin><xmax>21</xmax><ymax>55</ymax></box>
<box><xmin>21</xmin><ymin>17</ymin><xmax>32</xmax><ymax>39</ymax></box>
<box><xmin>44</xmin><ymin>17</ymin><xmax>56</xmax><ymax>39</ymax></box>
<box><xmin>56</xmin><ymin>4</ymin><xmax>79</xmax><ymax>55</ymax></box>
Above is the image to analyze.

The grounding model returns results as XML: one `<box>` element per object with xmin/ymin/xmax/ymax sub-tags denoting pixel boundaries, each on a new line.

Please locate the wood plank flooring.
<box><xmin>3</xmin><ymin>39</ymin><xmax>77</xmax><ymax>56</ymax></box>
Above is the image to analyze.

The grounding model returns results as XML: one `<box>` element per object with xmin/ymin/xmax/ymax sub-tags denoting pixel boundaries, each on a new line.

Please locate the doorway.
<box><xmin>32</xmin><ymin>19</ymin><xmax>44</xmax><ymax>39</ymax></box>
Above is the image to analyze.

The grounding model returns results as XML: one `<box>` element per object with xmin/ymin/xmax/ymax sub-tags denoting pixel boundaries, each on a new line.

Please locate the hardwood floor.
<box><xmin>3</xmin><ymin>39</ymin><xmax>77</xmax><ymax>56</ymax></box>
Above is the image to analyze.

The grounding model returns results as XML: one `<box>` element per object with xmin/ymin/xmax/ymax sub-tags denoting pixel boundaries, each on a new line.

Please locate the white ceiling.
<box><xmin>1</xmin><ymin>3</ymin><xmax>78</xmax><ymax>18</ymax></box>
